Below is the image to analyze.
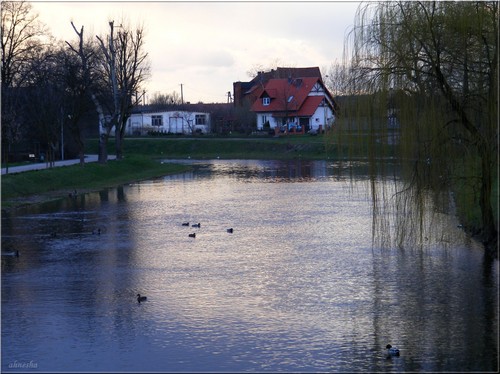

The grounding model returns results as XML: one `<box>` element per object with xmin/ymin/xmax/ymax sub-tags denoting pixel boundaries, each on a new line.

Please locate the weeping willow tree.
<box><xmin>331</xmin><ymin>1</ymin><xmax>498</xmax><ymax>255</ymax></box>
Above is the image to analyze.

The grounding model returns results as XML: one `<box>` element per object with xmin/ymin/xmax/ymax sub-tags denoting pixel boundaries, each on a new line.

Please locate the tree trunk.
<box><xmin>90</xmin><ymin>93</ymin><xmax>108</xmax><ymax>164</ymax></box>
<box><xmin>4</xmin><ymin>143</ymin><xmax>10</xmax><ymax>174</ymax></box>
<box><xmin>98</xmin><ymin>133</ymin><xmax>108</xmax><ymax>164</ymax></box>
<box><xmin>79</xmin><ymin>149</ymin><xmax>85</xmax><ymax>166</ymax></box>
<box><xmin>115</xmin><ymin>127</ymin><xmax>123</xmax><ymax>160</ymax></box>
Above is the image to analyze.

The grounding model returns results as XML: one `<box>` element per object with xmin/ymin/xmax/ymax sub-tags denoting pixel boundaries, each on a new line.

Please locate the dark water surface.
<box><xmin>1</xmin><ymin>160</ymin><xmax>498</xmax><ymax>372</ymax></box>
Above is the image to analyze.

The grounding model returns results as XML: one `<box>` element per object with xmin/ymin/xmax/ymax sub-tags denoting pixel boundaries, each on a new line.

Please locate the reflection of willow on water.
<box><xmin>368</xmin><ymin>161</ymin><xmax>459</xmax><ymax>250</ymax></box>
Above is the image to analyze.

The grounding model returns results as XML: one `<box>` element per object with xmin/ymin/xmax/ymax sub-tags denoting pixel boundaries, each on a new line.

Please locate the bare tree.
<box><xmin>56</xmin><ymin>44</ymin><xmax>96</xmax><ymax>165</ymax></box>
<box><xmin>96</xmin><ymin>20</ymin><xmax>150</xmax><ymax>161</ymax></box>
<box><xmin>150</xmin><ymin>91</ymin><xmax>182</xmax><ymax>106</ymax></box>
<box><xmin>66</xmin><ymin>22</ymin><xmax>106</xmax><ymax>164</ymax></box>
<box><xmin>1</xmin><ymin>1</ymin><xmax>47</xmax><ymax>87</ymax></box>
<box><xmin>246</xmin><ymin>58</ymin><xmax>290</xmax><ymax>78</ymax></box>
<box><xmin>1</xmin><ymin>0</ymin><xmax>47</xmax><ymax>171</ymax></box>
<box><xmin>23</xmin><ymin>45</ymin><xmax>64</xmax><ymax>167</ymax></box>
<box><xmin>326</xmin><ymin>60</ymin><xmax>350</xmax><ymax>98</ymax></box>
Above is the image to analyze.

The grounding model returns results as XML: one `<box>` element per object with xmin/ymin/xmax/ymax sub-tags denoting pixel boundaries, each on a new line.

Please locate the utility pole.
<box><xmin>180</xmin><ymin>83</ymin><xmax>184</xmax><ymax>105</ymax></box>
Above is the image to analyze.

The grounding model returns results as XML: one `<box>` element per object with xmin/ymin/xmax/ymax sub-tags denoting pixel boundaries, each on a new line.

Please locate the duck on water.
<box><xmin>386</xmin><ymin>344</ymin><xmax>400</xmax><ymax>356</ymax></box>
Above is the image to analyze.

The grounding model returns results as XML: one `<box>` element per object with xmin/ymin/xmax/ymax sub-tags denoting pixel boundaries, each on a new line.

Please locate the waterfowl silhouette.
<box><xmin>191</xmin><ymin>223</ymin><xmax>201</xmax><ymax>228</ymax></box>
<box><xmin>227</xmin><ymin>228</ymin><xmax>234</xmax><ymax>233</ymax></box>
<box><xmin>137</xmin><ymin>294</ymin><xmax>147</xmax><ymax>303</ymax></box>
<box><xmin>1</xmin><ymin>250</ymin><xmax>19</xmax><ymax>257</ymax></box>
<box><xmin>188</xmin><ymin>233</ymin><xmax>196</xmax><ymax>238</ymax></box>
<box><xmin>182</xmin><ymin>222</ymin><xmax>189</xmax><ymax>226</ymax></box>
<box><xmin>386</xmin><ymin>344</ymin><xmax>400</xmax><ymax>356</ymax></box>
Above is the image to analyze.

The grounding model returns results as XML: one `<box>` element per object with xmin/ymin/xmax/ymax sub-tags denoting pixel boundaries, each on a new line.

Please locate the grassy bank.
<box><xmin>86</xmin><ymin>131</ymin><xmax>397</xmax><ymax>161</ymax></box>
<box><xmin>86</xmin><ymin>135</ymin><xmax>337</xmax><ymax>160</ymax></box>
<box><xmin>1</xmin><ymin>156</ymin><xmax>189</xmax><ymax>208</ymax></box>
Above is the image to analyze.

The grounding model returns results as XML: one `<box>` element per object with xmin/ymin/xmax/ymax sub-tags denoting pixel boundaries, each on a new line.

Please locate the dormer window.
<box><xmin>263</xmin><ymin>97</ymin><xmax>270</xmax><ymax>106</ymax></box>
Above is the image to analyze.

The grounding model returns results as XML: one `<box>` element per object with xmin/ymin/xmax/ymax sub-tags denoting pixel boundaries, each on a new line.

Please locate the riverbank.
<box><xmin>2</xmin><ymin>136</ymin><xmax>496</xmax><ymax>255</ymax></box>
<box><xmin>1</xmin><ymin>155</ymin><xmax>190</xmax><ymax>210</ymax></box>
<box><xmin>1</xmin><ymin>134</ymin><xmax>375</xmax><ymax>210</ymax></box>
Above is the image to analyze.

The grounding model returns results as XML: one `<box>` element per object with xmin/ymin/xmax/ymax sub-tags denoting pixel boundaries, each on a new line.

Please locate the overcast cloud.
<box><xmin>32</xmin><ymin>1</ymin><xmax>361</xmax><ymax>103</ymax></box>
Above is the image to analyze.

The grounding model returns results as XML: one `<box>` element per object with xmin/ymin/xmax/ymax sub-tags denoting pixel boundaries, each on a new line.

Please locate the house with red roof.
<box><xmin>234</xmin><ymin>67</ymin><xmax>337</xmax><ymax>134</ymax></box>
<box><xmin>251</xmin><ymin>76</ymin><xmax>336</xmax><ymax>134</ymax></box>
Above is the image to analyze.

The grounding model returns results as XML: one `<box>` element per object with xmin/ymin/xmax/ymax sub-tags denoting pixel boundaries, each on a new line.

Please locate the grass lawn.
<box><xmin>1</xmin><ymin>155</ymin><xmax>190</xmax><ymax>208</ymax></box>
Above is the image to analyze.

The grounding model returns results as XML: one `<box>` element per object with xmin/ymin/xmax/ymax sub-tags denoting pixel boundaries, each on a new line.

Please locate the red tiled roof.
<box><xmin>296</xmin><ymin>96</ymin><xmax>324</xmax><ymax>116</ymax></box>
<box><xmin>251</xmin><ymin>77</ymin><xmax>325</xmax><ymax>114</ymax></box>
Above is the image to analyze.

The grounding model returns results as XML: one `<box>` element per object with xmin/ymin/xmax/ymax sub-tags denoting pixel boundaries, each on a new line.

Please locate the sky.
<box><xmin>31</xmin><ymin>1</ymin><xmax>361</xmax><ymax>104</ymax></box>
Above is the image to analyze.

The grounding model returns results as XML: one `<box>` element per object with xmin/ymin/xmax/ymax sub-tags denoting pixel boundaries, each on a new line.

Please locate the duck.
<box><xmin>188</xmin><ymin>233</ymin><xmax>196</xmax><ymax>238</ymax></box>
<box><xmin>1</xmin><ymin>250</ymin><xmax>19</xmax><ymax>257</ymax></box>
<box><xmin>191</xmin><ymin>223</ymin><xmax>201</xmax><ymax>228</ymax></box>
<box><xmin>227</xmin><ymin>228</ymin><xmax>234</xmax><ymax>233</ymax></box>
<box><xmin>137</xmin><ymin>294</ymin><xmax>147</xmax><ymax>303</ymax></box>
<box><xmin>386</xmin><ymin>344</ymin><xmax>400</xmax><ymax>356</ymax></box>
<box><xmin>182</xmin><ymin>222</ymin><xmax>189</xmax><ymax>226</ymax></box>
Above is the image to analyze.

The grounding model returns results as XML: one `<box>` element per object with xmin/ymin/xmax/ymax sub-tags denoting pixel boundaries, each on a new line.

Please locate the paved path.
<box><xmin>1</xmin><ymin>155</ymin><xmax>116</xmax><ymax>175</ymax></box>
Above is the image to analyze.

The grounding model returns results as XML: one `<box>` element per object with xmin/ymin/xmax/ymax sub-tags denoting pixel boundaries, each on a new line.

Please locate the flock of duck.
<box><xmin>136</xmin><ymin>221</ymin><xmax>234</xmax><ymax>304</ymax></box>
<box><xmin>182</xmin><ymin>222</ymin><xmax>234</xmax><ymax>239</ymax></box>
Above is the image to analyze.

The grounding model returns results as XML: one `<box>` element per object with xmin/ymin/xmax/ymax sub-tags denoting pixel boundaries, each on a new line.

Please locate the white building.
<box><xmin>126</xmin><ymin>107</ymin><xmax>211</xmax><ymax>136</ymax></box>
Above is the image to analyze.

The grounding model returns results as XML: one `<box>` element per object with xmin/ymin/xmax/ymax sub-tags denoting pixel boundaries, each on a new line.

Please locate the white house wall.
<box><xmin>310</xmin><ymin>106</ymin><xmax>335</xmax><ymax>131</ymax></box>
<box><xmin>126</xmin><ymin>111</ymin><xmax>210</xmax><ymax>135</ymax></box>
<box><xmin>257</xmin><ymin>114</ymin><xmax>280</xmax><ymax>130</ymax></box>
<box><xmin>256</xmin><ymin>108</ymin><xmax>335</xmax><ymax>132</ymax></box>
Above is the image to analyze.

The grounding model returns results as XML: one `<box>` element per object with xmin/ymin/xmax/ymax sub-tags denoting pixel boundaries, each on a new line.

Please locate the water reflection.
<box><xmin>163</xmin><ymin>159</ymin><xmax>377</xmax><ymax>183</ymax></box>
<box><xmin>2</xmin><ymin>160</ymin><xmax>498</xmax><ymax>372</ymax></box>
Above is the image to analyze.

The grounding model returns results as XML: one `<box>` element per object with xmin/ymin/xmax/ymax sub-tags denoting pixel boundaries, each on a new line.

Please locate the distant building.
<box><xmin>125</xmin><ymin>103</ymin><xmax>233</xmax><ymax>136</ymax></box>
<box><xmin>233</xmin><ymin>67</ymin><xmax>337</xmax><ymax>134</ymax></box>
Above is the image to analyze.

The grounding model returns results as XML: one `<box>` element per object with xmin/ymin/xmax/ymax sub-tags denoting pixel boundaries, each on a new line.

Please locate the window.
<box><xmin>312</xmin><ymin>82</ymin><xmax>323</xmax><ymax>92</ymax></box>
<box><xmin>151</xmin><ymin>115</ymin><xmax>163</xmax><ymax>126</ymax></box>
<box><xmin>195</xmin><ymin>114</ymin><xmax>206</xmax><ymax>125</ymax></box>
<box><xmin>263</xmin><ymin>97</ymin><xmax>270</xmax><ymax>106</ymax></box>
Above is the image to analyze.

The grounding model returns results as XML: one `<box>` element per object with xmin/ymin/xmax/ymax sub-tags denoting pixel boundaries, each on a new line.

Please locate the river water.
<box><xmin>1</xmin><ymin>160</ymin><xmax>498</xmax><ymax>372</ymax></box>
